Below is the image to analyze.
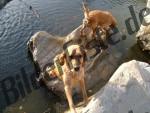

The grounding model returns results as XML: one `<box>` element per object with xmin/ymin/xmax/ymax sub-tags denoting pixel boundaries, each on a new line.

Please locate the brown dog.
<box><xmin>81</xmin><ymin>3</ymin><xmax>117</xmax><ymax>40</ymax></box>
<box><xmin>51</xmin><ymin>44</ymin><xmax>88</xmax><ymax>113</ymax></box>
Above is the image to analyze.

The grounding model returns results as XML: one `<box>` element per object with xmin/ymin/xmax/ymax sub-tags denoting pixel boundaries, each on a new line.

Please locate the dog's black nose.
<box><xmin>74</xmin><ymin>67</ymin><xmax>80</xmax><ymax>71</ymax></box>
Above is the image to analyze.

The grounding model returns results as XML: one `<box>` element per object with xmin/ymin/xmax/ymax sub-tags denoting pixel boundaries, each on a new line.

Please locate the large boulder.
<box><xmin>82</xmin><ymin>60</ymin><xmax>150</xmax><ymax>113</ymax></box>
<box><xmin>27</xmin><ymin>30</ymin><xmax>120</xmax><ymax>98</ymax></box>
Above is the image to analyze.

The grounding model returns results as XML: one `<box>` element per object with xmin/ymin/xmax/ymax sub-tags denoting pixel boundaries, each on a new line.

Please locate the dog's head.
<box><xmin>56</xmin><ymin>44</ymin><xmax>87</xmax><ymax>72</ymax></box>
<box><xmin>66</xmin><ymin>45</ymin><xmax>86</xmax><ymax>72</ymax></box>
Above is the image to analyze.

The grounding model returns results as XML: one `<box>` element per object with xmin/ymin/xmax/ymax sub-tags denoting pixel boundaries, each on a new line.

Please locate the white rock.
<box><xmin>83</xmin><ymin>60</ymin><xmax>150</xmax><ymax>113</ymax></box>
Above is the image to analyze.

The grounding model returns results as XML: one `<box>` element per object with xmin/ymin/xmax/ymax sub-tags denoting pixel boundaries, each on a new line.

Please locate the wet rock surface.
<box><xmin>27</xmin><ymin>31</ymin><xmax>119</xmax><ymax>98</ymax></box>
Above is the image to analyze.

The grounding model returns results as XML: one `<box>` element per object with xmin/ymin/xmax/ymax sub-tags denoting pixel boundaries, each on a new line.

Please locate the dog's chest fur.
<box><xmin>62</xmin><ymin>65</ymin><xmax>84</xmax><ymax>87</ymax></box>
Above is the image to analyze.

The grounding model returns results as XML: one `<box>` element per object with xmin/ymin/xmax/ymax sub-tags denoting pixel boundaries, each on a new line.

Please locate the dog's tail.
<box><xmin>82</xmin><ymin>2</ymin><xmax>90</xmax><ymax>18</ymax></box>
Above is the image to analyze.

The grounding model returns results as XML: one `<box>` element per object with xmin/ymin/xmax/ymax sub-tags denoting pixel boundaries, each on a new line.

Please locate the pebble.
<box><xmin>19</xmin><ymin>105</ymin><xmax>23</xmax><ymax>110</ymax></box>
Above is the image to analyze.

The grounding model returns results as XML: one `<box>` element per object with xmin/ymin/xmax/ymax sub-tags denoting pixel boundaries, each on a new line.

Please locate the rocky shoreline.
<box><xmin>27</xmin><ymin>30</ymin><xmax>150</xmax><ymax>113</ymax></box>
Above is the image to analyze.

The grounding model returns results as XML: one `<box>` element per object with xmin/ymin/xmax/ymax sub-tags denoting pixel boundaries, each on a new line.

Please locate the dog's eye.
<box><xmin>69</xmin><ymin>55</ymin><xmax>73</xmax><ymax>59</ymax></box>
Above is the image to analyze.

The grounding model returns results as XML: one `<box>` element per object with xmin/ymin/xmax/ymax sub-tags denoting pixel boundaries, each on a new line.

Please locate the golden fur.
<box><xmin>49</xmin><ymin>45</ymin><xmax>88</xmax><ymax>113</ymax></box>
<box><xmin>81</xmin><ymin>3</ymin><xmax>117</xmax><ymax>38</ymax></box>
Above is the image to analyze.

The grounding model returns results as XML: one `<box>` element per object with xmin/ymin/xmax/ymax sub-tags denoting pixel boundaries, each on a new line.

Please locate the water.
<box><xmin>0</xmin><ymin>0</ymin><xmax>147</xmax><ymax>113</ymax></box>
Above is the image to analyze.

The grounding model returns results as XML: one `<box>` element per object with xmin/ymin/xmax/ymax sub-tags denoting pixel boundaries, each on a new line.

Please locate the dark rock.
<box><xmin>27</xmin><ymin>31</ymin><xmax>120</xmax><ymax>98</ymax></box>
<box><xmin>0</xmin><ymin>0</ymin><xmax>12</xmax><ymax>9</ymax></box>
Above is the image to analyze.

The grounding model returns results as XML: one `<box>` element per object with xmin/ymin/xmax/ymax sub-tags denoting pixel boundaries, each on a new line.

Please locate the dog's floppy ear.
<box><xmin>63</xmin><ymin>40</ymin><xmax>73</xmax><ymax>50</ymax></box>
<box><xmin>82</xmin><ymin>2</ymin><xmax>90</xmax><ymax>18</ymax></box>
<box><xmin>80</xmin><ymin>46</ymin><xmax>87</xmax><ymax>62</ymax></box>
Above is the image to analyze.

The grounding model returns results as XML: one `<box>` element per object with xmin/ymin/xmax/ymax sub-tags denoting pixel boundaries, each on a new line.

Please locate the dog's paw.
<box><xmin>70</xmin><ymin>108</ymin><xmax>77</xmax><ymax>113</ymax></box>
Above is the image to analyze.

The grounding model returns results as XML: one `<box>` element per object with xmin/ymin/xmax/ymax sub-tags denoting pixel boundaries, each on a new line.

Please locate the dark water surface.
<box><xmin>0</xmin><ymin>0</ymin><xmax>147</xmax><ymax>113</ymax></box>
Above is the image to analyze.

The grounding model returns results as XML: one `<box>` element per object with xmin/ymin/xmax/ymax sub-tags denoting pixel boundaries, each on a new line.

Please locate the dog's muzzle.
<box><xmin>74</xmin><ymin>66</ymin><xmax>80</xmax><ymax>72</ymax></box>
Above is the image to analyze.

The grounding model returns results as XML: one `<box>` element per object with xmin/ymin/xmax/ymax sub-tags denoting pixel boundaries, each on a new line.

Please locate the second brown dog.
<box><xmin>81</xmin><ymin>3</ymin><xmax>117</xmax><ymax>40</ymax></box>
<box><xmin>49</xmin><ymin>44</ymin><xmax>88</xmax><ymax>113</ymax></box>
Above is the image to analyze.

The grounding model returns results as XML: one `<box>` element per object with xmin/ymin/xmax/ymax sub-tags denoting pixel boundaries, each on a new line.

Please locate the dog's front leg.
<box><xmin>64</xmin><ymin>83</ymin><xmax>76</xmax><ymax>113</ymax></box>
<box><xmin>79</xmin><ymin>77</ymin><xmax>88</xmax><ymax>105</ymax></box>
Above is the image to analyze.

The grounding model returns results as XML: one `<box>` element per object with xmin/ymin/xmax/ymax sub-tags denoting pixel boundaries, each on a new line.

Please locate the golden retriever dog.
<box><xmin>81</xmin><ymin>3</ymin><xmax>117</xmax><ymax>40</ymax></box>
<box><xmin>52</xmin><ymin>44</ymin><xmax>88</xmax><ymax>113</ymax></box>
